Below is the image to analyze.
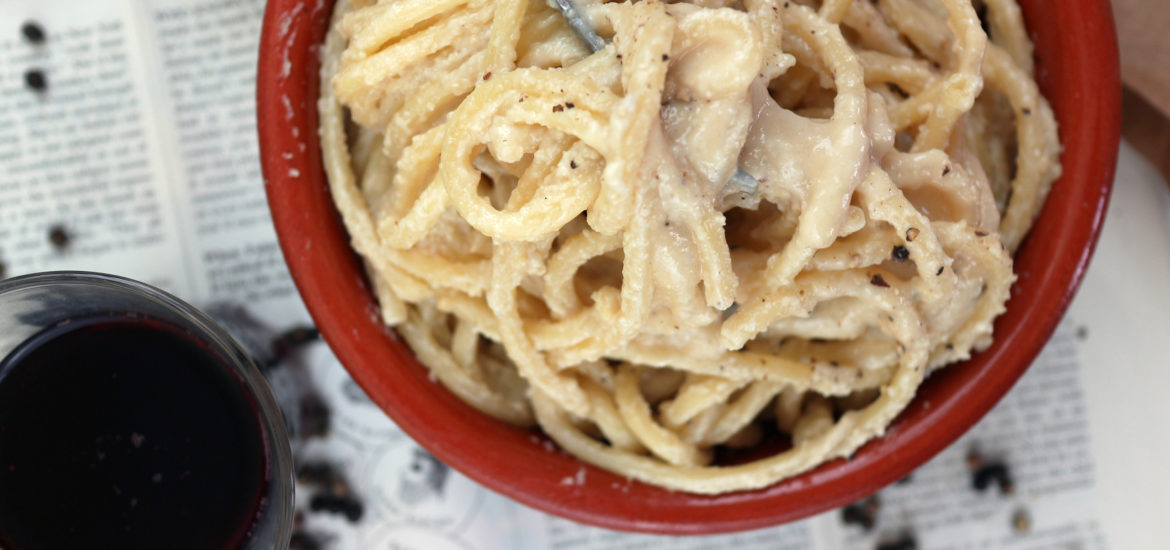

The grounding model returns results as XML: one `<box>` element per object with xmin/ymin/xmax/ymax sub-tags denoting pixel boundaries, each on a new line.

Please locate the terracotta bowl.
<box><xmin>257</xmin><ymin>0</ymin><xmax>1120</xmax><ymax>534</ymax></box>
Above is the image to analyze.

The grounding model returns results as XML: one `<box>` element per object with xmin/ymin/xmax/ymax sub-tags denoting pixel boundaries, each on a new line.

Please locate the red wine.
<box><xmin>0</xmin><ymin>317</ymin><xmax>268</xmax><ymax>550</ymax></box>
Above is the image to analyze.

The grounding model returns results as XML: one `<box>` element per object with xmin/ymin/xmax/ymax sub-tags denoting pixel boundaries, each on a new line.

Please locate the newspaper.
<box><xmin>0</xmin><ymin>0</ymin><xmax>1156</xmax><ymax>548</ymax></box>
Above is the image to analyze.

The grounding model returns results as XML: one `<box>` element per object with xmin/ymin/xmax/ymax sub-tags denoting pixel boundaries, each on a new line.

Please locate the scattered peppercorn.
<box><xmin>936</xmin><ymin>266</ymin><xmax>944</xmax><ymax>276</ymax></box>
<box><xmin>309</xmin><ymin>493</ymin><xmax>364</xmax><ymax>522</ymax></box>
<box><xmin>288</xmin><ymin>532</ymin><xmax>320</xmax><ymax>550</ymax></box>
<box><xmin>892</xmin><ymin>246</ymin><xmax>910</xmax><ymax>262</ymax></box>
<box><xmin>973</xmin><ymin>462</ymin><xmax>1013</xmax><ymax>494</ymax></box>
<box><xmin>21</xmin><ymin>21</ymin><xmax>46</xmax><ymax>44</ymax></box>
<box><xmin>296</xmin><ymin>462</ymin><xmax>338</xmax><ymax>487</ymax></box>
<box><xmin>24</xmin><ymin>69</ymin><xmax>48</xmax><ymax>93</ymax></box>
<box><xmin>482</xmin><ymin>71</ymin><xmax>492</xmax><ymax>80</ymax></box>
<box><xmin>1075</xmin><ymin>326</ymin><xmax>1088</xmax><ymax>341</ymax></box>
<box><xmin>552</xmin><ymin>104</ymin><xmax>564</xmax><ymax>113</ymax></box>
<box><xmin>661</xmin><ymin>53</ymin><xmax>669</xmax><ymax>61</ymax></box>
<box><xmin>565</xmin><ymin>102</ymin><xmax>575</xmax><ymax>109</ymax></box>
<box><xmin>298</xmin><ymin>461</ymin><xmax>365</xmax><ymax>522</ymax></box>
<box><xmin>266</xmin><ymin>326</ymin><xmax>320</xmax><ymax>368</ymax></box>
<box><xmin>1021</xmin><ymin>107</ymin><xmax>1032</xmax><ymax>116</ymax></box>
<box><xmin>870</xmin><ymin>274</ymin><xmax>889</xmax><ymax>288</ymax></box>
<box><xmin>841</xmin><ymin>495</ymin><xmax>881</xmax><ymax>531</ymax></box>
<box><xmin>966</xmin><ymin>447</ymin><xmax>985</xmax><ymax>470</ymax></box>
<box><xmin>943</xmin><ymin>165</ymin><xmax>951</xmax><ymax>176</ymax></box>
<box><xmin>876</xmin><ymin>533</ymin><xmax>918</xmax><ymax>550</ymax></box>
<box><xmin>330</xmin><ymin>478</ymin><xmax>350</xmax><ymax>498</ymax></box>
<box><xmin>47</xmin><ymin>224</ymin><xmax>70</xmax><ymax>250</ymax></box>
<box><xmin>1012</xmin><ymin>508</ymin><xmax>1032</xmax><ymax>534</ymax></box>
<box><xmin>570</xmin><ymin>160</ymin><xmax>578</xmax><ymax>169</ymax></box>
<box><xmin>299</xmin><ymin>393</ymin><xmax>331</xmax><ymax>439</ymax></box>
<box><xmin>905</xmin><ymin>227</ymin><xmax>919</xmax><ymax>242</ymax></box>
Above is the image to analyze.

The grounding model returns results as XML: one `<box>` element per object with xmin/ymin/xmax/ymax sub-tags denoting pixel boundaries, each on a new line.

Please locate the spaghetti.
<box><xmin>318</xmin><ymin>0</ymin><xmax>1060</xmax><ymax>493</ymax></box>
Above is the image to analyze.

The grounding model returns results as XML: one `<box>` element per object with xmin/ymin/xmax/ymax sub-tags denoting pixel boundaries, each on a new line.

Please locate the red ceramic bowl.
<box><xmin>257</xmin><ymin>0</ymin><xmax>1120</xmax><ymax>534</ymax></box>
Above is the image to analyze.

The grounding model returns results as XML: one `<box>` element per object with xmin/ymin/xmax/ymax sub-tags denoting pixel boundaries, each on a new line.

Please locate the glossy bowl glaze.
<box><xmin>257</xmin><ymin>0</ymin><xmax>1120</xmax><ymax>534</ymax></box>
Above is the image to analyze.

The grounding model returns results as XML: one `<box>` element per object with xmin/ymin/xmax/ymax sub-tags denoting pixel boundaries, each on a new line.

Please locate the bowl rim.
<box><xmin>256</xmin><ymin>0</ymin><xmax>1120</xmax><ymax>535</ymax></box>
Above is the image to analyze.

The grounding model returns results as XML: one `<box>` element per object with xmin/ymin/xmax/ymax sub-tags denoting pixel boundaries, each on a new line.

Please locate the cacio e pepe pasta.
<box><xmin>317</xmin><ymin>0</ymin><xmax>1060</xmax><ymax>494</ymax></box>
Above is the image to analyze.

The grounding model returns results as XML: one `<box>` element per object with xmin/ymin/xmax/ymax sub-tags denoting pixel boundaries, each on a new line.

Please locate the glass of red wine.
<box><xmin>0</xmin><ymin>272</ymin><xmax>294</xmax><ymax>550</ymax></box>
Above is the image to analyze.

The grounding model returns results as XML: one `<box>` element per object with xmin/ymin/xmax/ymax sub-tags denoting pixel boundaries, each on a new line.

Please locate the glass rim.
<box><xmin>0</xmin><ymin>270</ymin><xmax>295</xmax><ymax>547</ymax></box>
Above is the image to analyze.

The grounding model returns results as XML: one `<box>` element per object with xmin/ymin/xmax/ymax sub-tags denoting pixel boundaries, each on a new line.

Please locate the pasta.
<box><xmin>318</xmin><ymin>0</ymin><xmax>1060</xmax><ymax>493</ymax></box>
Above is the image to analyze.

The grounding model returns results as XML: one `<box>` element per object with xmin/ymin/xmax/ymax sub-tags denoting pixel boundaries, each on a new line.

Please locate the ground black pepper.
<box><xmin>870</xmin><ymin>274</ymin><xmax>889</xmax><ymax>287</ymax></box>
<box><xmin>892</xmin><ymin>245</ymin><xmax>910</xmax><ymax>262</ymax></box>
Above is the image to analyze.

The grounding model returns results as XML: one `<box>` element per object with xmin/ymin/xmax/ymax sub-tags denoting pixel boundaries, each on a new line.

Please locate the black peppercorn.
<box><xmin>841</xmin><ymin>495</ymin><xmax>881</xmax><ymax>531</ymax></box>
<box><xmin>24</xmin><ymin>69</ymin><xmax>48</xmax><ymax>93</ymax></box>
<box><xmin>21</xmin><ymin>21</ymin><xmax>46</xmax><ymax>44</ymax></box>
<box><xmin>296</xmin><ymin>462</ymin><xmax>337</xmax><ymax>486</ymax></box>
<box><xmin>876</xmin><ymin>533</ymin><xmax>918</xmax><ymax>550</ymax></box>
<box><xmin>309</xmin><ymin>494</ymin><xmax>364</xmax><ymax>523</ymax></box>
<box><xmin>267</xmin><ymin>326</ymin><xmax>319</xmax><ymax>367</ymax></box>
<box><xmin>1012</xmin><ymin>508</ymin><xmax>1032</xmax><ymax>534</ymax></box>
<box><xmin>47</xmin><ymin>224</ymin><xmax>69</xmax><ymax>250</ymax></box>
<box><xmin>972</xmin><ymin>462</ymin><xmax>1013</xmax><ymax>495</ymax></box>
<box><xmin>288</xmin><ymin>532</ymin><xmax>320</xmax><ymax>550</ymax></box>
